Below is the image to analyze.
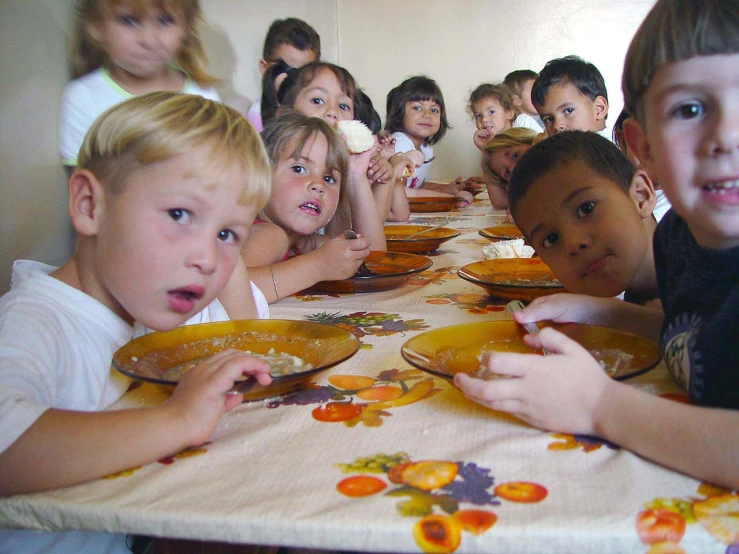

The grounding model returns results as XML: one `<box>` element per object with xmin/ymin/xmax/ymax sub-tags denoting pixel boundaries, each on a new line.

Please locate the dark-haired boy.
<box><xmin>531</xmin><ymin>55</ymin><xmax>609</xmax><ymax>137</ymax></box>
<box><xmin>504</xmin><ymin>69</ymin><xmax>540</xmax><ymax>123</ymax></box>
<box><xmin>507</xmin><ymin>131</ymin><xmax>658</xmax><ymax>304</ymax></box>
<box><xmin>246</xmin><ymin>18</ymin><xmax>321</xmax><ymax>131</ymax></box>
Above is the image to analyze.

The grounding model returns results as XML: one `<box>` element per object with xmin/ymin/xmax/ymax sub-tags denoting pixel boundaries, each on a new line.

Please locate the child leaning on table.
<box><xmin>59</xmin><ymin>0</ymin><xmax>220</xmax><ymax>168</ymax></box>
<box><xmin>455</xmin><ymin>0</ymin><xmax>739</xmax><ymax>489</ymax></box>
<box><xmin>506</xmin><ymin>131</ymin><xmax>659</xmax><ymax>305</ymax></box>
<box><xmin>0</xmin><ymin>93</ymin><xmax>273</xmax><ymax>551</ymax></box>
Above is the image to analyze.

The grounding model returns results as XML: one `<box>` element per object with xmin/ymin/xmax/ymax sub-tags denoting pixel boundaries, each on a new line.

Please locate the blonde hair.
<box><xmin>71</xmin><ymin>0</ymin><xmax>217</xmax><ymax>87</ymax></box>
<box><xmin>260</xmin><ymin>110</ymin><xmax>351</xmax><ymax>237</ymax></box>
<box><xmin>622</xmin><ymin>0</ymin><xmax>739</xmax><ymax>122</ymax></box>
<box><xmin>78</xmin><ymin>92</ymin><xmax>271</xmax><ymax>209</ymax></box>
<box><xmin>483</xmin><ymin>127</ymin><xmax>538</xmax><ymax>185</ymax></box>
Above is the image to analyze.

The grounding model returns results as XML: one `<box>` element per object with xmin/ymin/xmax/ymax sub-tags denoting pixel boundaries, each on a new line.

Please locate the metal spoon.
<box><xmin>343</xmin><ymin>230</ymin><xmax>376</xmax><ymax>276</ymax></box>
<box><xmin>506</xmin><ymin>300</ymin><xmax>552</xmax><ymax>355</ymax></box>
<box><xmin>403</xmin><ymin>219</ymin><xmax>451</xmax><ymax>240</ymax></box>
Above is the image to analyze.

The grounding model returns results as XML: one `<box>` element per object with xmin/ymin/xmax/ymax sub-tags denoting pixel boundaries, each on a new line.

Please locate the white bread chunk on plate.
<box><xmin>336</xmin><ymin>120</ymin><xmax>375</xmax><ymax>153</ymax></box>
<box><xmin>482</xmin><ymin>239</ymin><xmax>535</xmax><ymax>260</ymax></box>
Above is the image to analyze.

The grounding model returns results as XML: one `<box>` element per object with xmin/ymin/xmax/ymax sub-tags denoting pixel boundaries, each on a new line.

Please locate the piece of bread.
<box><xmin>335</xmin><ymin>120</ymin><xmax>375</xmax><ymax>153</ymax></box>
<box><xmin>482</xmin><ymin>239</ymin><xmax>535</xmax><ymax>260</ymax></box>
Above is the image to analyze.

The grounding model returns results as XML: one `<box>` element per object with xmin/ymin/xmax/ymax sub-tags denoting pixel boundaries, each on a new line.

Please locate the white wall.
<box><xmin>0</xmin><ymin>0</ymin><xmax>655</xmax><ymax>292</ymax></box>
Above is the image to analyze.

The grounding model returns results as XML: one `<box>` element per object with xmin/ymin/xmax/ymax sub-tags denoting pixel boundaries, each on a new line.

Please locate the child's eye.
<box><xmin>576</xmin><ymin>201</ymin><xmax>595</xmax><ymax>218</ymax></box>
<box><xmin>473</xmin><ymin>113</ymin><xmax>482</xmax><ymax>120</ymax></box>
<box><xmin>117</xmin><ymin>14</ymin><xmax>140</xmax><ymax>26</ymax></box>
<box><xmin>217</xmin><ymin>229</ymin><xmax>239</xmax><ymax>244</ymax></box>
<box><xmin>339</xmin><ymin>102</ymin><xmax>352</xmax><ymax>112</ymax></box>
<box><xmin>541</xmin><ymin>233</ymin><xmax>559</xmax><ymax>249</ymax></box>
<box><xmin>411</xmin><ymin>104</ymin><xmax>421</xmax><ymax>111</ymax></box>
<box><xmin>564</xmin><ymin>107</ymin><xmax>575</xmax><ymax>115</ymax></box>
<box><xmin>168</xmin><ymin>208</ymin><xmax>191</xmax><ymax>224</ymax></box>
<box><xmin>431</xmin><ymin>107</ymin><xmax>440</xmax><ymax>114</ymax></box>
<box><xmin>672</xmin><ymin>102</ymin><xmax>703</xmax><ymax>120</ymax></box>
<box><xmin>488</xmin><ymin>109</ymin><xmax>496</xmax><ymax>115</ymax></box>
<box><xmin>310</xmin><ymin>97</ymin><xmax>325</xmax><ymax>106</ymax></box>
<box><xmin>157</xmin><ymin>13</ymin><xmax>175</xmax><ymax>25</ymax></box>
<box><xmin>324</xmin><ymin>175</ymin><xmax>337</xmax><ymax>185</ymax></box>
<box><xmin>542</xmin><ymin>116</ymin><xmax>553</xmax><ymax>124</ymax></box>
<box><xmin>291</xmin><ymin>164</ymin><xmax>307</xmax><ymax>175</ymax></box>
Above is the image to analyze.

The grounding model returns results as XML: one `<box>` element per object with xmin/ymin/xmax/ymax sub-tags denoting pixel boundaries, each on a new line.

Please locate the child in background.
<box><xmin>246</xmin><ymin>17</ymin><xmax>320</xmax><ymax>132</ymax></box>
<box><xmin>0</xmin><ymin>93</ymin><xmax>273</xmax><ymax>551</ymax></box>
<box><xmin>455</xmin><ymin>0</ymin><xmax>739</xmax><ymax>489</ymax></box>
<box><xmin>242</xmin><ymin>111</ymin><xmax>375</xmax><ymax>301</ymax></box>
<box><xmin>482</xmin><ymin>127</ymin><xmax>539</xmax><ymax>209</ymax></box>
<box><xmin>265</xmin><ymin>61</ymin><xmax>398</xmax><ymax>224</ymax></box>
<box><xmin>504</xmin><ymin>69</ymin><xmax>542</xmax><ymax>127</ymax></box>
<box><xmin>613</xmin><ymin>109</ymin><xmax>672</xmax><ymax>222</ymax></box>
<box><xmin>469</xmin><ymin>83</ymin><xmax>542</xmax><ymax>152</ymax></box>
<box><xmin>59</xmin><ymin>0</ymin><xmax>220</xmax><ymax>167</ymax></box>
<box><xmin>531</xmin><ymin>55</ymin><xmax>609</xmax><ymax>137</ymax></box>
<box><xmin>507</xmin><ymin>131</ymin><xmax>659</xmax><ymax>304</ymax></box>
<box><xmin>385</xmin><ymin>75</ymin><xmax>473</xmax><ymax>206</ymax></box>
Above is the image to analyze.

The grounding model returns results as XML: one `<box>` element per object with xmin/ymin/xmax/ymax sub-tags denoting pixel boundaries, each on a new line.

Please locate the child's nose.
<box><xmin>565</xmin><ymin>230</ymin><xmax>590</xmax><ymax>254</ymax></box>
<box><xmin>309</xmin><ymin>180</ymin><xmax>325</xmax><ymax>195</ymax></box>
<box><xmin>705</xmin><ymin>108</ymin><xmax>739</xmax><ymax>156</ymax></box>
<box><xmin>137</xmin><ymin>21</ymin><xmax>159</xmax><ymax>47</ymax></box>
<box><xmin>323</xmin><ymin>103</ymin><xmax>339</xmax><ymax>122</ymax></box>
<box><xmin>187</xmin><ymin>238</ymin><xmax>218</xmax><ymax>275</ymax></box>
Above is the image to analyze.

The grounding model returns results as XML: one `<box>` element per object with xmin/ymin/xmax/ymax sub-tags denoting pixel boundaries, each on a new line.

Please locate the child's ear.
<box><xmin>67</xmin><ymin>169</ymin><xmax>105</xmax><ymax>237</ymax></box>
<box><xmin>594</xmin><ymin>95</ymin><xmax>608</xmax><ymax>121</ymax></box>
<box><xmin>258</xmin><ymin>58</ymin><xmax>269</xmax><ymax>76</ymax></box>
<box><xmin>505</xmin><ymin>107</ymin><xmax>515</xmax><ymax>123</ymax></box>
<box><xmin>511</xmin><ymin>94</ymin><xmax>523</xmax><ymax>108</ymax></box>
<box><xmin>623</xmin><ymin>117</ymin><xmax>654</xmax><ymax>173</ymax></box>
<box><xmin>629</xmin><ymin>169</ymin><xmax>657</xmax><ymax>219</ymax></box>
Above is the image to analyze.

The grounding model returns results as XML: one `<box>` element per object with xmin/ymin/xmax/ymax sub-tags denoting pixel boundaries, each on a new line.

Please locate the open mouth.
<box><xmin>167</xmin><ymin>286</ymin><xmax>205</xmax><ymax>313</ymax></box>
<box><xmin>299</xmin><ymin>201</ymin><xmax>322</xmax><ymax>215</ymax></box>
<box><xmin>703</xmin><ymin>179</ymin><xmax>738</xmax><ymax>194</ymax></box>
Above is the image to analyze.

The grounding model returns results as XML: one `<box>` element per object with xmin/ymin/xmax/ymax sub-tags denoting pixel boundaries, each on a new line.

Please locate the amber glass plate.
<box><xmin>479</xmin><ymin>224</ymin><xmax>524</xmax><ymax>240</ymax></box>
<box><xmin>309</xmin><ymin>251</ymin><xmax>432</xmax><ymax>294</ymax></box>
<box><xmin>112</xmin><ymin>320</ymin><xmax>359</xmax><ymax>402</ymax></box>
<box><xmin>384</xmin><ymin>225</ymin><xmax>460</xmax><ymax>253</ymax></box>
<box><xmin>408</xmin><ymin>196</ymin><xmax>457</xmax><ymax>213</ymax></box>
<box><xmin>401</xmin><ymin>321</ymin><xmax>661</xmax><ymax>382</ymax></box>
<box><xmin>458</xmin><ymin>258</ymin><xmax>564</xmax><ymax>302</ymax></box>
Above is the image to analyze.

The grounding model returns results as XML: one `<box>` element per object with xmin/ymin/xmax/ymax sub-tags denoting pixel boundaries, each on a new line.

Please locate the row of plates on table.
<box><xmin>112</xmin><ymin>220</ymin><xmax>660</xmax><ymax>402</ymax></box>
<box><xmin>313</xmin><ymin>223</ymin><xmax>562</xmax><ymax>301</ymax></box>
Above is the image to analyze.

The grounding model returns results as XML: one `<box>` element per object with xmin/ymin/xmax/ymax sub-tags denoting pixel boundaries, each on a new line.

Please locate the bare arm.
<box><xmin>386</xmin><ymin>181</ymin><xmax>411</xmax><ymax>222</ymax></box>
<box><xmin>595</xmin><ymin>380</ymin><xmax>739</xmax><ymax>489</ymax></box>
<box><xmin>216</xmin><ymin>256</ymin><xmax>259</xmax><ymax>319</ymax></box>
<box><xmin>346</xmin><ymin>147</ymin><xmax>387</xmax><ymax>250</ymax></box>
<box><xmin>454</xmin><ymin>327</ymin><xmax>739</xmax><ymax>489</ymax></box>
<box><xmin>0</xmin><ymin>350</ymin><xmax>271</xmax><ymax>495</ymax></box>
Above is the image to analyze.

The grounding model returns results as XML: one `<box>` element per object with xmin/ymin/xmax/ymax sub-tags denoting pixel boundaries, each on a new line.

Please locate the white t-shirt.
<box><xmin>58</xmin><ymin>67</ymin><xmax>221</xmax><ymax>166</ymax></box>
<box><xmin>0</xmin><ymin>260</ymin><xmax>133</xmax><ymax>553</ymax></box>
<box><xmin>392</xmin><ymin>132</ymin><xmax>433</xmax><ymax>189</ymax></box>
<box><xmin>653</xmin><ymin>189</ymin><xmax>672</xmax><ymax>222</ymax></box>
<box><xmin>512</xmin><ymin>113</ymin><xmax>543</xmax><ymax>133</ymax></box>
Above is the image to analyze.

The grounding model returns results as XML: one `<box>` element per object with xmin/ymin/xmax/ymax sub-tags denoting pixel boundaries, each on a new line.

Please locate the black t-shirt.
<box><xmin>654</xmin><ymin>210</ymin><xmax>739</xmax><ymax>408</ymax></box>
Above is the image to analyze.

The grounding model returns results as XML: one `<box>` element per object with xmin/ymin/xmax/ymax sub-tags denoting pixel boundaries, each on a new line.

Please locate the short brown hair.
<box><xmin>622</xmin><ymin>0</ymin><xmax>739</xmax><ymax>123</ymax></box>
<box><xmin>262</xmin><ymin>17</ymin><xmax>321</xmax><ymax>62</ymax></box>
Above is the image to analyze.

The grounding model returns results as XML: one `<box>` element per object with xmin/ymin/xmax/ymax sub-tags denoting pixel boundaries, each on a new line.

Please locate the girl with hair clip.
<box><xmin>483</xmin><ymin>127</ymin><xmax>539</xmax><ymax>209</ymax></box>
<box><xmin>385</xmin><ymin>76</ymin><xmax>474</xmax><ymax>208</ymax></box>
<box><xmin>262</xmin><ymin>61</ymin><xmax>409</xmax><ymax>222</ymax></box>
<box><xmin>469</xmin><ymin>83</ymin><xmax>543</xmax><ymax>152</ymax></box>
<box><xmin>243</xmin><ymin>111</ymin><xmax>385</xmax><ymax>303</ymax></box>
<box><xmin>59</xmin><ymin>0</ymin><xmax>220</xmax><ymax>168</ymax></box>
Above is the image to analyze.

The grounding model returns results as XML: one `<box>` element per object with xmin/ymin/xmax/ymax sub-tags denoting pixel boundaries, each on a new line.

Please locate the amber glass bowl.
<box><xmin>458</xmin><ymin>258</ymin><xmax>564</xmax><ymax>302</ymax></box>
<box><xmin>384</xmin><ymin>225</ymin><xmax>460</xmax><ymax>253</ymax></box>
<box><xmin>309</xmin><ymin>251</ymin><xmax>432</xmax><ymax>294</ymax></box>
<box><xmin>479</xmin><ymin>224</ymin><xmax>524</xmax><ymax>241</ymax></box>
<box><xmin>112</xmin><ymin>320</ymin><xmax>360</xmax><ymax>402</ymax></box>
<box><xmin>401</xmin><ymin>321</ymin><xmax>661</xmax><ymax>382</ymax></box>
<box><xmin>408</xmin><ymin>196</ymin><xmax>457</xmax><ymax>213</ymax></box>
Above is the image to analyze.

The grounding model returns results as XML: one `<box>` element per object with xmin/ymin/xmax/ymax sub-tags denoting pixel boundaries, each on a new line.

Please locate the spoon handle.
<box><xmin>506</xmin><ymin>300</ymin><xmax>552</xmax><ymax>355</ymax></box>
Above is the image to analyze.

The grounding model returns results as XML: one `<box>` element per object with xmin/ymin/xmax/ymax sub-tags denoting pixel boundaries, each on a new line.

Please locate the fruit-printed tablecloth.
<box><xmin>1</xmin><ymin>195</ymin><xmax>736</xmax><ymax>554</ymax></box>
